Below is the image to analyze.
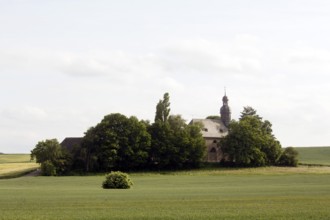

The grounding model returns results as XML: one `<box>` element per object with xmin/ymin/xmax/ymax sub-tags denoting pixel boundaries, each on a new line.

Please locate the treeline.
<box><xmin>31</xmin><ymin>93</ymin><xmax>206</xmax><ymax>175</ymax></box>
<box><xmin>31</xmin><ymin>93</ymin><xmax>299</xmax><ymax>176</ymax></box>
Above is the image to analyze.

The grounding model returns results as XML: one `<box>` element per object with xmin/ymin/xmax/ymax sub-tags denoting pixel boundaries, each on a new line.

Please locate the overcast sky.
<box><xmin>1</xmin><ymin>0</ymin><xmax>330</xmax><ymax>153</ymax></box>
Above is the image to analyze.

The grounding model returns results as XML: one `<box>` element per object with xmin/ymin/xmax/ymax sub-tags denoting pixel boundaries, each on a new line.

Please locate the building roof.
<box><xmin>60</xmin><ymin>137</ymin><xmax>83</xmax><ymax>151</ymax></box>
<box><xmin>190</xmin><ymin>119</ymin><xmax>228</xmax><ymax>138</ymax></box>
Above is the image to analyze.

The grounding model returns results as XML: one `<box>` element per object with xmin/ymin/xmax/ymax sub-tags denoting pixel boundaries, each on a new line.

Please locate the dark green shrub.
<box><xmin>41</xmin><ymin>160</ymin><xmax>57</xmax><ymax>176</ymax></box>
<box><xmin>102</xmin><ymin>171</ymin><xmax>133</xmax><ymax>189</ymax></box>
<box><xmin>277</xmin><ymin>147</ymin><xmax>299</xmax><ymax>167</ymax></box>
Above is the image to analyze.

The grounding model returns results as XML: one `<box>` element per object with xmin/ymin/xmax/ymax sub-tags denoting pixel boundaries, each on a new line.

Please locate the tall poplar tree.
<box><xmin>149</xmin><ymin>93</ymin><xmax>205</xmax><ymax>169</ymax></box>
<box><xmin>155</xmin><ymin>92</ymin><xmax>170</xmax><ymax>123</ymax></box>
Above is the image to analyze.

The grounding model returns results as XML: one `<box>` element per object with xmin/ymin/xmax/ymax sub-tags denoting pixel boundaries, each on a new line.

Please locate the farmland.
<box><xmin>0</xmin><ymin>154</ymin><xmax>39</xmax><ymax>179</ymax></box>
<box><xmin>295</xmin><ymin>146</ymin><xmax>330</xmax><ymax>166</ymax></box>
<box><xmin>0</xmin><ymin>167</ymin><xmax>330</xmax><ymax>220</ymax></box>
<box><xmin>0</xmin><ymin>151</ymin><xmax>330</xmax><ymax>219</ymax></box>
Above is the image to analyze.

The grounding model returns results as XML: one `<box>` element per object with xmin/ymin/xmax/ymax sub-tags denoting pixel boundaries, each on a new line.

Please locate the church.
<box><xmin>190</xmin><ymin>93</ymin><xmax>231</xmax><ymax>162</ymax></box>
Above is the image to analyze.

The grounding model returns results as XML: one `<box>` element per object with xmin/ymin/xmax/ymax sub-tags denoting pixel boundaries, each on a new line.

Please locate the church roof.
<box><xmin>190</xmin><ymin>119</ymin><xmax>228</xmax><ymax>138</ymax></box>
<box><xmin>60</xmin><ymin>137</ymin><xmax>83</xmax><ymax>151</ymax></box>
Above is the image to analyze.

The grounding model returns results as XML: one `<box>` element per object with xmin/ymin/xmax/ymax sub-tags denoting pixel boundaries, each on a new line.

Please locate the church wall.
<box><xmin>204</xmin><ymin>137</ymin><xmax>224</xmax><ymax>162</ymax></box>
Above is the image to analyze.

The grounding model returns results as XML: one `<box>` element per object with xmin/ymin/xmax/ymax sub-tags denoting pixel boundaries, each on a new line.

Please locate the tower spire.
<box><xmin>220</xmin><ymin>89</ymin><xmax>231</xmax><ymax>127</ymax></box>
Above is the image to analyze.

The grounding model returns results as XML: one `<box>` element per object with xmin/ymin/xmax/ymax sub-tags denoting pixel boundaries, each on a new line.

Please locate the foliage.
<box><xmin>102</xmin><ymin>171</ymin><xmax>133</xmax><ymax>189</ymax></box>
<box><xmin>277</xmin><ymin>147</ymin><xmax>299</xmax><ymax>167</ymax></box>
<box><xmin>155</xmin><ymin>92</ymin><xmax>171</xmax><ymax>123</ymax></box>
<box><xmin>31</xmin><ymin>139</ymin><xmax>63</xmax><ymax>163</ymax></box>
<box><xmin>149</xmin><ymin>94</ymin><xmax>205</xmax><ymax>170</ymax></box>
<box><xmin>221</xmin><ymin>107</ymin><xmax>282</xmax><ymax>167</ymax></box>
<box><xmin>239</xmin><ymin>106</ymin><xmax>262</xmax><ymax>120</ymax></box>
<box><xmin>41</xmin><ymin>160</ymin><xmax>57</xmax><ymax>176</ymax></box>
<box><xmin>78</xmin><ymin>113</ymin><xmax>151</xmax><ymax>172</ymax></box>
<box><xmin>31</xmin><ymin>139</ymin><xmax>72</xmax><ymax>175</ymax></box>
<box><xmin>72</xmin><ymin>92</ymin><xmax>204</xmax><ymax>172</ymax></box>
<box><xmin>206</xmin><ymin>115</ymin><xmax>221</xmax><ymax>120</ymax></box>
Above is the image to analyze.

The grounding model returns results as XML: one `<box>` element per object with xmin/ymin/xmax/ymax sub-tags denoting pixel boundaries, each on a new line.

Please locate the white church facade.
<box><xmin>190</xmin><ymin>93</ymin><xmax>231</xmax><ymax>162</ymax></box>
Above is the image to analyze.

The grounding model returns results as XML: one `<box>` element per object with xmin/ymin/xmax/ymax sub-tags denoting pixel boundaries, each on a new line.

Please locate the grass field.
<box><xmin>0</xmin><ymin>154</ymin><xmax>32</xmax><ymax>163</ymax></box>
<box><xmin>0</xmin><ymin>168</ymin><xmax>330</xmax><ymax>220</ymax></box>
<box><xmin>295</xmin><ymin>146</ymin><xmax>330</xmax><ymax>166</ymax></box>
<box><xmin>0</xmin><ymin>154</ymin><xmax>39</xmax><ymax>179</ymax></box>
<box><xmin>1</xmin><ymin>151</ymin><xmax>330</xmax><ymax>219</ymax></box>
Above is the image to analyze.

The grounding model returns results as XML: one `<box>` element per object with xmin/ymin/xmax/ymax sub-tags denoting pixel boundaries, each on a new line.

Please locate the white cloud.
<box><xmin>0</xmin><ymin>36</ymin><xmax>264</xmax><ymax>80</ymax></box>
<box><xmin>1</xmin><ymin>106</ymin><xmax>48</xmax><ymax>122</ymax></box>
<box><xmin>159</xmin><ymin>38</ymin><xmax>263</xmax><ymax>76</ymax></box>
<box><xmin>281</xmin><ymin>45</ymin><xmax>330</xmax><ymax>76</ymax></box>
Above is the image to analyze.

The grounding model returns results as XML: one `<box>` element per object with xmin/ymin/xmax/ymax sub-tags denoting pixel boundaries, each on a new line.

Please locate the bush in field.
<box><xmin>277</xmin><ymin>147</ymin><xmax>299</xmax><ymax>167</ymax></box>
<box><xmin>102</xmin><ymin>171</ymin><xmax>133</xmax><ymax>189</ymax></box>
<box><xmin>41</xmin><ymin>160</ymin><xmax>57</xmax><ymax>176</ymax></box>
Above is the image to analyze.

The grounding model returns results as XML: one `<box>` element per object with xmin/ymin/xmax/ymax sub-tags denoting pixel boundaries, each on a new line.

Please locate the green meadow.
<box><xmin>1</xmin><ymin>167</ymin><xmax>330</xmax><ymax>220</ymax></box>
<box><xmin>295</xmin><ymin>146</ymin><xmax>330</xmax><ymax>166</ymax></box>
<box><xmin>0</xmin><ymin>151</ymin><xmax>330</xmax><ymax>219</ymax></box>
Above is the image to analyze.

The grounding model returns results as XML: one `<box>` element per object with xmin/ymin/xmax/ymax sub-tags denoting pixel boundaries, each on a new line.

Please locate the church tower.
<box><xmin>220</xmin><ymin>91</ymin><xmax>231</xmax><ymax>127</ymax></box>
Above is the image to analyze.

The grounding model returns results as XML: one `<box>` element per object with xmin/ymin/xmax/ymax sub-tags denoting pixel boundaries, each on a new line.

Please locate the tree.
<box><xmin>78</xmin><ymin>113</ymin><xmax>151</xmax><ymax>172</ymax></box>
<box><xmin>206</xmin><ymin>115</ymin><xmax>221</xmax><ymax>120</ymax></box>
<box><xmin>31</xmin><ymin>139</ymin><xmax>71</xmax><ymax>175</ymax></box>
<box><xmin>149</xmin><ymin>115</ymin><xmax>205</xmax><ymax>169</ymax></box>
<box><xmin>31</xmin><ymin>139</ymin><xmax>62</xmax><ymax>163</ymax></box>
<box><xmin>277</xmin><ymin>147</ymin><xmax>299</xmax><ymax>167</ymax></box>
<box><xmin>240</xmin><ymin>106</ymin><xmax>262</xmax><ymax>120</ymax></box>
<box><xmin>155</xmin><ymin>92</ymin><xmax>170</xmax><ymax>123</ymax></box>
<box><xmin>41</xmin><ymin>160</ymin><xmax>57</xmax><ymax>176</ymax></box>
<box><xmin>149</xmin><ymin>93</ymin><xmax>205</xmax><ymax>170</ymax></box>
<box><xmin>220</xmin><ymin>107</ymin><xmax>282</xmax><ymax>167</ymax></box>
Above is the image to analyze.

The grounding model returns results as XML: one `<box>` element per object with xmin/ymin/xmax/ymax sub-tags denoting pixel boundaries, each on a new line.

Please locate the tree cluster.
<box><xmin>30</xmin><ymin>139</ymin><xmax>72</xmax><ymax>175</ymax></box>
<box><xmin>220</xmin><ymin>106</ymin><xmax>298</xmax><ymax>167</ymax></box>
<box><xmin>148</xmin><ymin>115</ymin><xmax>205</xmax><ymax>170</ymax></box>
<box><xmin>31</xmin><ymin>93</ymin><xmax>205</xmax><ymax>174</ymax></box>
<box><xmin>31</xmin><ymin>96</ymin><xmax>298</xmax><ymax>175</ymax></box>
<box><xmin>76</xmin><ymin>92</ymin><xmax>205</xmax><ymax>172</ymax></box>
<box><xmin>75</xmin><ymin>113</ymin><xmax>151</xmax><ymax>172</ymax></box>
